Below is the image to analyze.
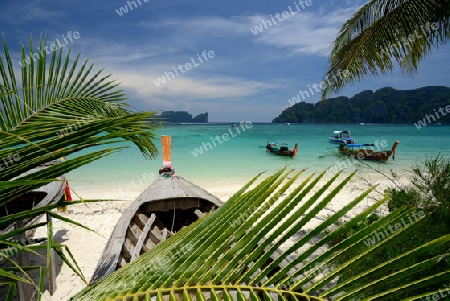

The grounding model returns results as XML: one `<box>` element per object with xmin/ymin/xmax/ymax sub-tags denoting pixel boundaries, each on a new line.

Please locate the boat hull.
<box><xmin>339</xmin><ymin>147</ymin><xmax>392</xmax><ymax>162</ymax></box>
<box><xmin>89</xmin><ymin>176</ymin><xmax>223</xmax><ymax>285</ymax></box>
<box><xmin>271</xmin><ymin>150</ymin><xmax>296</xmax><ymax>157</ymax></box>
<box><xmin>330</xmin><ymin>131</ymin><xmax>354</xmax><ymax>145</ymax></box>
<box><xmin>329</xmin><ymin>137</ymin><xmax>354</xmax><ymax>144</ymax></box>
<box><xmin>266</xmin><ymin>143</ymin><xmax>298</xmax><ymax>157</ymax></box>
<box><xmin>0</xmin><ymin>164</ymin><xmax>67</xmax><ymax>238</ymax></box>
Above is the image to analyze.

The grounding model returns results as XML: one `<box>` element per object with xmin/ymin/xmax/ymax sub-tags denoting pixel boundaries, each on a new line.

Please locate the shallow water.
<box><xmin>66</xmin><ymin>123</ymin><xmax>450</xmax><ymax>198</ymax></box>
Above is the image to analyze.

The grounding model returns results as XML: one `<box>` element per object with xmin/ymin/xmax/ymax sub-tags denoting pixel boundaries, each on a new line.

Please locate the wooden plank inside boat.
<box><xmin>90</xmin><ymin>176</ymin><xmax>223</xmax><ymax>285</ymax></box>
<box><xmin>130</xmin><ymin>213</ymin><xmax>155</xmax><ymax>261</ymax></box>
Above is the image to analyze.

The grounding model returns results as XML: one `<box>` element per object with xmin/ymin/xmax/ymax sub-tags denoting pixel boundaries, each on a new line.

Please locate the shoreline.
<box><xmin>67</xmin><ymin>164</ymin><xmax>411</xmax><ymax>200</ymax></box>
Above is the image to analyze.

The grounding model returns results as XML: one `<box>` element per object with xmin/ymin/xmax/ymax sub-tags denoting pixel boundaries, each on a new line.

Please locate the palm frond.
<box><xmin>1</xmin><ymin>36</ymin><xmax>159</xmax><ymax>160</ymax></box>
<box><xmin>322</xmin><ymin>0</ymin><xmax>450</xmax><ymax>99</ymax></box>
<box><xmin>0</xmin><ymin>36</ymin><xmax>160</xmax><ymax>203</ymax></box>
<box><xmin>71</xmin><ymin>170</ymin><xmax>450</xmax><ymax>300</ymax></box>
<box><xmin>0</xmin><ymin>36</ymin><xmax>160</xmax><ymax>296</ymax></box>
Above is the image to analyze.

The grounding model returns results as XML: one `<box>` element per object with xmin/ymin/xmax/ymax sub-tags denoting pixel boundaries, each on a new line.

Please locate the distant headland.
<box><xmin>273</xmin><ymin>86</ymin><xmax>450</xmax><ymax>124</ymax></box>
<box><xmin>158</xmin><ymin>111</ymin><xmax>208</xmax><ymax>123</ymax></box>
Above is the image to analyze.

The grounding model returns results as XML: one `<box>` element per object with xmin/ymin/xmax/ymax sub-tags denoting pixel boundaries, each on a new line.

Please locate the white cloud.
<box><xmin>113</xmin><ymin>70</ymin><xmax>282</xmax><ymax>121</ymax></box>
<box><xmin>138</xmin><ymin>16</ymin><xmax>251</xmax><ymax>37</ymax></box>
<box><xmin>114</xmin><ymin>70</ymin><xmax>278</xmax><ymax>100</ymax></box>
<box><xmin>248</xmin><ymin>7</ymin><xmax>360</xmax><ymax>56</ymax></box>
<box><xmin>134</xmin><ymin>6</ymin><xmax>361</xmax><ymax>58</ymax></box>
<box><xmin>73</xmin><ymin>36</ymin><xmax>281</xmax><ymax>103</ymax></box>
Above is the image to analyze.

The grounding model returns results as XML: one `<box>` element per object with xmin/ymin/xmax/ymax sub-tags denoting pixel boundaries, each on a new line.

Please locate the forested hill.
<box><xmin>272</xmin><ymin>86</ymin><xmax>450</xmax><ymax>124</ymax></box>
<box><xmin>159</xmin><ymin>111</ymin><xmax>208</xmax><ymax>123</ymax></box>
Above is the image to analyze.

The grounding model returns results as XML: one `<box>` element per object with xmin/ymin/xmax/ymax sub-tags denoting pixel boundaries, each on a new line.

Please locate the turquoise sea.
<box><xmin>66</xmin><ymin>123</ymin><xmax>450</xmax><ymax>199</ymax></box>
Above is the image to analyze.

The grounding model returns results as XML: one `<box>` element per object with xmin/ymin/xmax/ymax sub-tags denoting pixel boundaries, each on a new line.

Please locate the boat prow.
<box><xmin>90</xmin><ymin>137</ymin><xmax>223</xmax><ymax>285</ymax></box>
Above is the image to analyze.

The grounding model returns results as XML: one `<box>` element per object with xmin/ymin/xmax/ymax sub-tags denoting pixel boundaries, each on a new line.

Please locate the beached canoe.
<box><xmin>0</xmin><ymin>163</ymin><xmax>68</xmax><ymax>238</ymax></box>
<box><xmin>90</xmin><ymin>136</ymin><xmax>223</xmax><ymax>285</ymax></box>
<box><xmin>89</xmin><ymin>175</ymin><xmax>223</xmax><ymax>285</ymax></box>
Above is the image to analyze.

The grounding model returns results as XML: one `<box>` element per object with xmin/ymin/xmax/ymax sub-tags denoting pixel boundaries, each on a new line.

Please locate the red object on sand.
<box><xmin>64</xmin><ymin>180</ymin><xmax>72</xmax><ymax>201</ymax></box>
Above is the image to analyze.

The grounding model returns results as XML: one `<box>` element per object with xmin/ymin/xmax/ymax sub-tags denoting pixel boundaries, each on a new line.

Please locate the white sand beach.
<box><xmin>38</xmin><ymin>172</ymin><xmax>401</xmax><ymax>301</ymax></box>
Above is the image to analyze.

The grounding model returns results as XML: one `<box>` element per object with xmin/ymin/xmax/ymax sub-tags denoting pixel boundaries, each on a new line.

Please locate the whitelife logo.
<box><xmin>250</xmin><ymin>0</ymin><xmax>313</xmax><ymax>35</ymax></box>
<box><xmin>363</xmin><ymin>211</ymin><xmax>425</xmax><ymax>247</ymax></box>
<box><xmin>190</xmin><ymin>121</ymin><xmax>253</xmax><ymax>157</ymax></box>
<box><xmin>288</xmin><ymin>69</ymin><xmax>350</xmax><ymax>106</ymax></box>
<box><xmin>18</xmin><ymin>31</ymin><xmax>81</xmax><ymax>67</ymax></box>
<box><xmin>115</xmin><ymin>0</ymin><xmax>149</xmax><ymax>16</ymax></box>
<box><xmin>414</xmin><ymin>104</ymin><xmax>450</xmax><ymax>129</ymax></box>
<box><xmin>153</xmin><ymin>50</ymin><xmax>215</xmax><ymax>87</ymax></box>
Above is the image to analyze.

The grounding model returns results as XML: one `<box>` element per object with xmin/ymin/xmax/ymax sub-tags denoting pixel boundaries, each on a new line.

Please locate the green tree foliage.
<box><xmin>322</xmin><ymin>0</ymin><xmax>450</xmax><ymax>99</ymax></box>
<box><xmin>274</xmin><ymin>86</ymin><xmax>450</xmax><ymax>123</ymax></box>
<box><xmin>160</xmin><ymin>111</ymin><xmax>193</xmax><ymax>123</ymax></box>
<box><xmin>327</xmin><ymin>155</ymin><xmax>450</xmax><ymax>299</ymax></box>
<box><xmin>386</xmin><ymin>155</ymin><xmax>450</xmax><ymax>297</ymax></box>
<box><xmin>388</xmin><ymin>154</ymin><xmax>450</xmax><ymax>212</ymax></box>
<box><xmin>192</xmin><ymin>112</ymin><xmax>208</xmax><ymax>123</ymax></box>
<box><xmin>159</xmin><ymin>111</ymin><xmax>209</xmax><ymax>123</ymax></box>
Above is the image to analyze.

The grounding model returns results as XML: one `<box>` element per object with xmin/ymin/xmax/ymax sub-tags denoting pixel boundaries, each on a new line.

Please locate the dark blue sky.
<box><xmin>1</xmin><ymin>0</ymin><xmax>448</xmax><ymax>121</ymax></box>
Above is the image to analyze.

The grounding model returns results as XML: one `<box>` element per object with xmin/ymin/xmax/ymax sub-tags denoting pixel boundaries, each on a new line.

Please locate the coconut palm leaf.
<box><xmin>71</xmin><ymin>170</ymin><xmax>450</xmax><ymax>300</ymax></box>
<box><xmin>0</xmin><ymin>36</ymin><xmax>159</xmax><ymax>296</ymax></box>
<box><xmin>0</xmin><ymin>35</ymin><xmax>159</xmax><ymax>202</ymax></box>
<box><xmin>1</xmin><ymin>36</ymin><xmax>158</xmax><ymax>168</ymax></box>
<box><xmin>0</xmin><ymin>281</ymin><xmax>15</xmax><ymax>301</ymax></box>
<box><xmin>322</xmin><ymin>0</ymin><xmax>450</xmax><ymax>99</ymax></box>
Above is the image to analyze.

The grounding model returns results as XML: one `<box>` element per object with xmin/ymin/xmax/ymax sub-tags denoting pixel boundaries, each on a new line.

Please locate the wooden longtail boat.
<box><xmin>338</xmin><ymin>141</ymin><xmax>400</xmax><ymax>162</ymax></box>
<box><xmin>0</xmin><ymin>161</ymin><xmax>72</xmax><ymax>299</ymax></box>
<box><xmin>89</xmin><ymin>136</ymin><xmax>223</xmax><ymax>285</ymax></box>
<box><xmin>0</xmin><ymin>163</ymin><xmax>69</xmax><ymax>238</ymax></box>
<box><xmin>266</xmin><ymin>141</ymin><xmax>298</xmax><ymax>157</ymax></box>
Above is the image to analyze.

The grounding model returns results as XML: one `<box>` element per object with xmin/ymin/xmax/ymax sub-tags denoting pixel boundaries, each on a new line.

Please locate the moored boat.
<box><xmin>330</xmin><ymin>130</ymin><xmax>355</xmax><ymax>144</ymax></box>
<box><xmin>338</xmin><ymin>141</ymin><xmax>400</xmax><ymax>162</ymax></box>
<box><xmin>89</xmin><ymin>136</ymin><xmax>223</xmax><ymax>285</ymax></box>
<box><xmin>266</xmin><ymin>141</ymin><xmax>298</xmax><ymax>157</ymax></box>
